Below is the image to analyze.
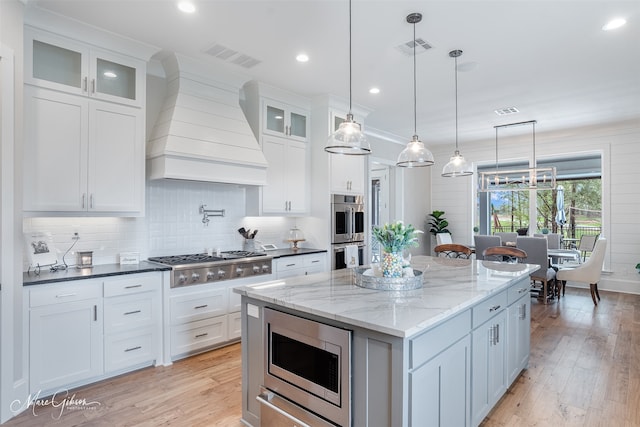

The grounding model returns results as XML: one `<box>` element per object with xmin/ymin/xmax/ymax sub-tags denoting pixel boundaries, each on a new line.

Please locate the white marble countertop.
<box><xmin>234</xmin><ymin>256</ymin><xmax>539</xmax><ymax>338</ymax></box>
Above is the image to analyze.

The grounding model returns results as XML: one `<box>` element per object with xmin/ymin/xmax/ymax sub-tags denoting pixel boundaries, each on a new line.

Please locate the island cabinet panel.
<box><xmin>471</xmin><ymin>290</ymin><xmax>509</xmax><ymax>426</ymax></box>
<box><xmin>507</xmin><ymin>280</ymin><xmax>531</xmax><ymax>385</ymax></box>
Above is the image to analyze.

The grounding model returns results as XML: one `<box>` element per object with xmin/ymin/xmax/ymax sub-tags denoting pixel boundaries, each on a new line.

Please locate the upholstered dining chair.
<box><xmin>556</xmin><ymin>238</ymin><xmax>607</xmax><ymax>305</ymax></box>
<box><xmin>482</xmin><ymin>246</ymin><xmax>528</xmax><ymax>263</ymax></box>
<box><xmin>474</xmin><ymin>235</ymin><xmax>501</xmax><ymax>260</ymax></box>
<box><xmin>495</xmin><ymin>232</ymin><xmax>518</xmax><ymax>246</ymax></box>
<box><xmin>436</xmin><ymin>232</ymin><xmax>453</xmax><ymax>246</ymax></box>
<box><xmin>516</xmin><ymin>236</ymin><xmax>557</xmax><ymax>304</ymax></box>
<box><xmin>434</xmin><ymin>244</ymin><xmax>473</xmax><ymax>259</ymax></box>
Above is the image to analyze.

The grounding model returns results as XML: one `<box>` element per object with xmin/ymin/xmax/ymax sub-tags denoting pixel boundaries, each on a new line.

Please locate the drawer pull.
<box><xmin>286</xmin><ymin>264</ymin><xmax>296</xmax><ymax>267</ymax></box>
<box><xmin>489</xmin><ymin>305</ymin><xmax>501</xmax><ymax>312</ymax></box>
<box><xmin>194</xmin><ymin>304</ymin><xmax>208</xmax><ymax>309</ymax></box>
<box><xmin>125</xmin><ymin>284</ymin><xmax>143</xmax><ymax>289</ymax></box>
<box><xmin>55</xmin><ymin>293</ymin><xmax>77</xmax><ymax>298</ymax></box>
<box><xmin>195</xmin><ymin>333</ymin><xmax>208</xmax><ymax>338</ymax></box>
<box><xmin>311</xmin><ymin>260</ymin><xmax>320</xmax><ymax>263</ymax></box>
<box><xmin>124</xmin><ymin>346</ymin><xmax>142</xmax><ymax>352</ymax></box>
<box><xmin>124</xmin><ymin>310</ymin><xmax>142</xmax><ymax>316</ymax></box>
<box><xmin>518</xmin><ymin>287</ymin><xmax>528</xmax><ymax>294</ymax></box>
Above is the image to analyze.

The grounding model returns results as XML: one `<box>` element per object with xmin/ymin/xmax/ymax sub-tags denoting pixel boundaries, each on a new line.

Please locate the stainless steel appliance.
<box><xmin>332</xmin><ymin>194</ymin><xmax>365</xmax><ymax>244</ymax></box>
<box><xmin>148</xmin><ymin>250</ymin><xmax>272</xmax><ymax>288</ymax></box>
<box><xmin>262</xmin><ymin>308</ymin><xmax>351</xmax><ymax>427</ymax></box>
<box><xmin>332</xmin><ymin>243</ymin><xmax>365</xmax><ymax>270</ymax></box>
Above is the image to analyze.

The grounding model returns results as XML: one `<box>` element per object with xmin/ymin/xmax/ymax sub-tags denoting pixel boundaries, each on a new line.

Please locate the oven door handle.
<box><xmin>257</xmin><ymin>389</ymin><xmax>315</xmax><ymax>427</ymax></box>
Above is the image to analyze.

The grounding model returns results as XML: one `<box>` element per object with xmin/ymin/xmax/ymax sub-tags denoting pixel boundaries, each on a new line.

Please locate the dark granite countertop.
<box><xmin>23</xmin><ymin>261</ymin><xmax>171</xmax><ymax>286</ymax></box>
<box><xmin>267</xmin><ymin>247</ymin><xmax>328</xmax><ymax>258</ymax></box>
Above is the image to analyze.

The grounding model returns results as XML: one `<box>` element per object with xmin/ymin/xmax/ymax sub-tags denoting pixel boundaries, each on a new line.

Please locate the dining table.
<box><xmin>547</xmin><ymin>248</ymin><xmax>581</xmax><ymax>263</ymax></box>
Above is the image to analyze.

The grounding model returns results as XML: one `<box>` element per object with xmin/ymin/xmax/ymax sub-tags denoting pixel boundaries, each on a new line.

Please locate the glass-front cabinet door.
<box><xmin>262</xmin><ymin>99</ymin><xmax>308</xmax><ymax>142</ymax></box>
<box><xmin>26</xmin><ymin>27</ymin><xmax>144</xmax><ymax>107</ymax></box>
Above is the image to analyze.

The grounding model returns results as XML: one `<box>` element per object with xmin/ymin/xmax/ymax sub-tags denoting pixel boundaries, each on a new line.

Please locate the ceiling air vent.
<box><xmin>396</xmin><ymin>38</ymin><xmax>432</xmax><ymax>56</ymax></box>
<box><xmin>204</xmin><ymin>43</ymin><xmax>262</xmax><ymax>69</ymax></box>
<box><xmin>494</xmin><ymin>107</ymin><xmax>520</xmax><ymax>116</ymax></box>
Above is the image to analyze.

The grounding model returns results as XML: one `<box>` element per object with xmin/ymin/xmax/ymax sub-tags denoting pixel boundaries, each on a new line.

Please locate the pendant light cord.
<box><xmin>348</xmin><ymin>0</ymin><xmax>353</xmax><ymax>114</ymax></box>
<box><xmin>412</xmin><ymin>19</ymin><xmax>417</xmax><ymax>136</ymax></box>
<box><xmin>454</xmin><ymin>54</ymin><xmax>459</xmax><ymax>150</ymax></box>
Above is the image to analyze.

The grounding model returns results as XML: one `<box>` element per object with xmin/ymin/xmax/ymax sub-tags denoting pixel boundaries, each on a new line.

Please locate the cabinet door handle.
<box><xmin>94</xmin><ymin>305</ymin><xmax>97</xmax><ymax>321</ymax></box>
<box><xmin>124</xmin><ymin>346</ymin><xmax>142</xmax><ymax>353</ymax></box>
<box><xmin>495</xmin><ymin>324</ymin><xmax>500</xmax><ymax>344</ymax></box>
<box><xmin>124</xmin><ymin>310</ymin><xmax>141</xmax><ymax>316</ymax></box>
<box><xmin>125</xmin><ymin>284</ymin><xmax>142</xmax><ymax>289</ymax></box>
<box><xmin>489</xmin><ymin>325</ymin><xmax>495</xmax><ymax>346</ymax></box>
<box><xmin>82</xmin><ymin>193</ymin><xmax>86</xmax><ymax>209</ymax></box>
<box><xmin>83</xmin><ymin>76</ymin><xmax>88</xmax><ymax>92</ymax></box>
<box><xmin>90</xmin><ymin>194</ymin><xmax>94</xmax><ymax>209</ymax></box>
<box><xmin>489</xmin><ymin>304</ymin><xmax>501</xmax><ymax>312</ymax></box>
<box><xmin>91</xmin><ymin>78</ymin><xmax>96</xmax><ymax>94</ymax></box>
<box><xmin>194</xmin><ymin>304</ymin><xmax>208</xmax><ymax>309</ymax></box>
<box><xmin>519</xmin><ymin>303</ymin><xmax>527</xmax><ymax>320</ymax></box>
<box><xmin>195</xmin><ymin>333</ymin><xmax>208</xmax><ymax>338</ymax></box>
<box><xmin>55</xmin><ymin>293</ymin><xmax>77</xmax><ymax>298</ymax></box>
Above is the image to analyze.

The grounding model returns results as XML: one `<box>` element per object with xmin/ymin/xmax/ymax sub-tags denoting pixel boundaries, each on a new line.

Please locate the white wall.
<box><xmin>430</xmin><ymin>119</ymin><xmax>640</xmax><ymax>294</ymax></box>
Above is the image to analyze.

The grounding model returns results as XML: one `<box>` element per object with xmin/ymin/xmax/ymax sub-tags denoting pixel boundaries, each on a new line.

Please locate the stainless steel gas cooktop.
<box><xmin>148</xmin><ymin>251</ymin><xmax>272</xmax><ymax>288</ymax></box>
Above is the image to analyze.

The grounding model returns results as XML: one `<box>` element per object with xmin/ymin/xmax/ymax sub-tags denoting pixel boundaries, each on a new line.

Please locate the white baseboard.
<box><xmin>566</xmin><ymin>276</ymin><xmax>640</xmax><ymax>295</ymax></box>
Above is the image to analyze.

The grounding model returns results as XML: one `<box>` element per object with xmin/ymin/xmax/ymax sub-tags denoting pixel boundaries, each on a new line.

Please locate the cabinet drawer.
<box><xmin>104</xmin><ymin>294</ymin><xmax>155</xmax><ymax>332</ymax></box>
<box><xmin>410</xmin><ymin>309</ymin><xmax>471</xmax><ymax>369</ymax></box>
<box><xmin>103</xmin><ymin>274</ymin><xmax>157</xmax><ymax>297</ymax></box>
<box><xmin>507</xmin><ymin>279</ymin><xmax>531</xmax><ymax>305</ymax></box>
<box><xmin>105</xmin><ymin>328</ymin><xmax>155</xmax><ymax>372</ymax></box>
<box><xmin>171</xmin><ymin>316</ymin><xmax>228</xmax><ymax>356</ymax></box>
<box><xmin>472</xmin><ymin>290</ymin><xmax>508</xmax><ymax>328</ymax></box>
<box><xmin>170</xmin><ymin>288</ymin><xmax>227</xmax><ymax>325</ymax></box>
<box><xmin>276</xmin><ymin>258</ymin><xmax>303</xmax><ymax>272</ymax></box>
<box><xmin>303</xmin><ymin>254</ymin><xmax>325</xmax><ymax>267</ymax></box>
<box><xmin>30</xmin><ymin>280</ymin><xmax>102</xmax><ymax>307</ymax></box>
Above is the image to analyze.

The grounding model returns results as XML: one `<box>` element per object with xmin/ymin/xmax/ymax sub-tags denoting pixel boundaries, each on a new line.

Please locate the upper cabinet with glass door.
<box><xmin>262</xmin><ymin>98</ymin><xmax>309</xmax><ymax>142</ymax></box>
<box><xmin>25</xmin><ymin>27</ymin><xmax>145</xmax><ymax>107</ymax></box>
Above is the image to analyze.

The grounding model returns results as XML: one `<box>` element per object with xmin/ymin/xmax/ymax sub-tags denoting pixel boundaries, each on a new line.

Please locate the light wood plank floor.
<box><xmin>5</xmin><ymin>287</ymin><xmax>640</xmax><ymax>426</ymax></box>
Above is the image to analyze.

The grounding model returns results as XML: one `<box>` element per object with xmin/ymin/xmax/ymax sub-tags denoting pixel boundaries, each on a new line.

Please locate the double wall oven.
<box><xmin>331</xmin><ymin>194</ymin><xmax>365</xmax><ymax>270</ymax></box>
<box><xmin>259</xmin><ymin>308</ymin><xmax>352</xmax><ymax>427</ymax></box>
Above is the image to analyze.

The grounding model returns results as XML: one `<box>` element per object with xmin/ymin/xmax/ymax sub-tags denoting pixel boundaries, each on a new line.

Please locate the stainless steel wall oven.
<box><xmin>260</xmin><ymin>308</ymin><xmax>351</xmax><ymax>426</ymax></box>
<box><xmin>332</xmin><ymin>194</ymin><xmax>365</xmax><ymax>244</ymax></box>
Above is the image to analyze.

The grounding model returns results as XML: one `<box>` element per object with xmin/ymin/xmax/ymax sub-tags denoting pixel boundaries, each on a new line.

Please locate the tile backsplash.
<box><xmin>22</xmin><ymin>180</ymin><xmax>308</xmax><ymax>270</ymax></box>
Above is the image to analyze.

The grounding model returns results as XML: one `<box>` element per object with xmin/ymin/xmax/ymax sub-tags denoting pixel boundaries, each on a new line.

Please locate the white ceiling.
<box><xmin>26</xmin><ymin>0</ymin><xmax>640</xmax><ymax>146</ymax></box>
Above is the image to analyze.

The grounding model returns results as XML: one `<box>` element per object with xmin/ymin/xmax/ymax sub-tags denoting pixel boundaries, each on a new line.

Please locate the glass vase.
<box><xmin>382</xmin><ymin>251</ymin><xmax>404</xmax><ymax>278</ymax></box>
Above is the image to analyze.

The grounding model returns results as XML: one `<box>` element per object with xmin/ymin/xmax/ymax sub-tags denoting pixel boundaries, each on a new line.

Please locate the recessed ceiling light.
<box><xmin>177</xmin><ymin>1</ymin><xmax>196</xmax><ymax>14</ymax></box>
<box><xmin>296</xmin><ymin>53</ymin><xmax>309</xmax><ymax>63</ymax></box>
<box><xmin>369</xmin><ymin>87</ymin><xmax>380</xmax><ymax>94</ymax></box>
<box><xmin>602</xmin><ymin>18</ymin><xmax>626</xmax><ymax>31</ymax></box>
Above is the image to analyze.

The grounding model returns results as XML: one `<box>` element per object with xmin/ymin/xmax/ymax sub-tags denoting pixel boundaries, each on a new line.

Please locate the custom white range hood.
<box><xmin>147</xmin><ymin>53</ymin><xmax>268</xmax><ymax>186</ymax></box>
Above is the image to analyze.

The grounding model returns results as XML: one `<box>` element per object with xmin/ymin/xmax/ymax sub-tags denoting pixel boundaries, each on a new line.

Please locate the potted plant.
<box><xmin>428</xmin><ymin>210</ymin><xmax>450</xmax><ymax>236</ymax></box>
<box><xmin>636</xmin><ymin>263</ymin><xmax>640</xmax><ymax>273</ymax></box>
<box><xmin>372</xmin><ymin>221</ymin><xmax>422</xmax><ymax>278</ymax></box>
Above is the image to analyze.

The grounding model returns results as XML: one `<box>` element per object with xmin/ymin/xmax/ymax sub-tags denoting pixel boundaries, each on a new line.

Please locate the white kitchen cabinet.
<box><xmin>23</xmin><ymin>85</ymin><xmax>144</xmax><ymax>214</ymax></box>
<box><xmin>262</xmin><ymin>136</ymin><xmax>307</xmax><ymax>214</ymax></box>
<box><xmin>330</xmin><ymin>154</ymin><xmax>365</xmax><ymax>195</ymax></box>
<box><xmin>471</xmin><ymin>291</ymin><xmax>508</xmax><ymax>426</ymax></box>
<box><xmin>506</xmin><ymin>281</ymin><xmax>531</xmax><ymax>385</ymax></box>
<box><xmin>103</xmin><ymin>274</ymin><xmax>161</xmax><ymax>373</ymax></box>
<box><xmin>275</xmin><ymin>253</ymin><xmax>327</xmax><ymax>279</ymax></box>
<box><xmin>28</xmin><ymin>280</ymin><xmax>104</xmax><ymax>394</ymax></box>
<box><xmin>263</xmin><ymin>98</ymin><xmax>309</xmax><ymax>142</ymax></box>
<box><xmin>25</xmin><ymin>26</ymin><xmax>145</xmax><ymax>107</ymax></box>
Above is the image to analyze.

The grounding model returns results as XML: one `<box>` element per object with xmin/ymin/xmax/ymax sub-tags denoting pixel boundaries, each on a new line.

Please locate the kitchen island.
<box><xmin>234</xmin><ymin>256</ymin><xmax>539</xmax><ymax>427</ymax></box>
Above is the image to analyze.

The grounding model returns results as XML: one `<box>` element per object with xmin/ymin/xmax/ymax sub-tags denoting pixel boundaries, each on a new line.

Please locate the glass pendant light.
<box><xmin>397</xmin><ymin>12</ymin><xmax>434</xmax><ymax>168</ymax></box>
<box><xmin>442</xmin><ymin>49</ymin><xmax>473</xmax><ymax>177</ymax></box>
<box><xmin>325</xmin><ymin>0</ymin><xmax>371</xmax><ymax>155</ymax></box>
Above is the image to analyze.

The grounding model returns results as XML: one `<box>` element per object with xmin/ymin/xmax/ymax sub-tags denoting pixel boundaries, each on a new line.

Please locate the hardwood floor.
<box><xmin>5</xmin><ymin>287</ymin><xmax>640</xmax><ymax>426</ymax></box>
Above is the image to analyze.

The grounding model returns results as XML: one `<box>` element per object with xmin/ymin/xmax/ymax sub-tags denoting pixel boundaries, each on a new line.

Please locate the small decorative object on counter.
<box><xmin>76</xmin><ymin>251</ymin><xmax>93</xmax><ymax>269</ymax></box>
<box><xmin>372</xmin><ymin>221</ymin><xmax>422</xmax><ymax>278</ymax></box>
<box><xmin>287</xmin><ymin>227</ymin><xmax>306</xmax><ymax>250</ymax></box>
<box><xmin>239</xmin><ymin>227</ymin><xmax>259</xmax><ymax>251</ymax></box>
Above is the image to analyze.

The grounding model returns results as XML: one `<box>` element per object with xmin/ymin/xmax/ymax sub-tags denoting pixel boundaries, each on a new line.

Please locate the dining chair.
<box><xmin>482</xmin><ymin>246</ymin><xmax>528</xmax><ymax>263</ymax></box>
<box><xmin>474</xmin><ymin>235</ymin><xmax>501</xmax><ymax>260</ymax></box>
<box><xmin>516</xmin><ymin>236</ymin><xmax>557</xmax><ymax>304</ymax></box>
<box><xmin>576</xmin><ymin>234</ymin><xmax>599</xmax><ymax>261</ymax></box>
<box><xmin>494</xmin><ymin>232</ymin><xmax>518</xmax><ymax>246</ymax></box>
<box><xmin>436</xmin><ymin>232</ymin><xmax>453</xmax><ymax>246</ymax></box>
<box><xmin>556</xmin><ymin>238</ymin><xmax>607</xmax><ymax>305</ymax></box>
<box><xmin>534</xmin><ymin>233</ymin><xmax>562</xmax><ymax>264</ymax></box>
<box><xmin>434</xmin><ymin>244</ymin><xmax>473</xmax><ymax>259</ymax></box>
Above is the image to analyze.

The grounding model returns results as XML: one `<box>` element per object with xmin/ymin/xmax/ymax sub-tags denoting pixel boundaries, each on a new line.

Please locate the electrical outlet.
<box><xmin>72</xmin><ymin>232</ymin><xmax>80</xmax><ymax>240</ymax></box>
